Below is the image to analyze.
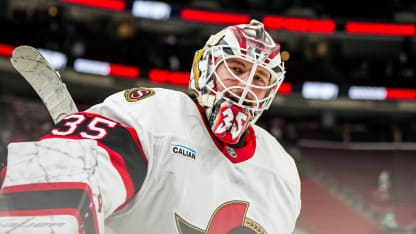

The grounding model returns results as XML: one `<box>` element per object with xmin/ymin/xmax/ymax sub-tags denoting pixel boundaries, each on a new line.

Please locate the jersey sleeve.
<box><xmin>84</xmin><ymin>87</ymin><xmax>192</xmax><ymax>164</ymax></box>
<box><xmin>41</xmin><ymin>111</ymin><xmax>147</xmax><ymax>215</ymax></box>
<box><xmin>42</xmin><ymin>87</ymin><xmax>180</xmax><ymax>213</ymax></box>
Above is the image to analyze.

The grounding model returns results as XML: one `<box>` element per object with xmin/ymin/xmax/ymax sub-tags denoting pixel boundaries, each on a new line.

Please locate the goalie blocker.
<box><xmin>0</xmin><ymin>112</ymin><xmax>147</xmax><ymax>234</ymax></box>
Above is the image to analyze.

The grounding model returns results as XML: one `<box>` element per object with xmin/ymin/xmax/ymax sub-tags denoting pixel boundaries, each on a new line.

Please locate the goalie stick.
<box><xmin>10</xmin><ymin>45</ymin><xmax>78</xmax><ymax>124</ymax></box>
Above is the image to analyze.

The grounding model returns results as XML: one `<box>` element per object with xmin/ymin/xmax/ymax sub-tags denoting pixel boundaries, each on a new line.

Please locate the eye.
<box><xmin>230</xmin><ymin>66</ymin><xmax>243</xmax><ymax>74</ymax></box>
<box><xmin>254</xmin><ymin>75</ymin><xmax>267</xmax><ymax>84</ymax></box>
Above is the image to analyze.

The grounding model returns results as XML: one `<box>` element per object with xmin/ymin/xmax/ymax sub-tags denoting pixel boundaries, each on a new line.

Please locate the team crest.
<box><xmin>175</xmin><ymin>201</ymin><xmax>266</xmax><ymax>234</ymax></box>
<box><xmin>124</xmin><ymin>88</ymin><xmax>155</xmax><ymax>102</ymax></box>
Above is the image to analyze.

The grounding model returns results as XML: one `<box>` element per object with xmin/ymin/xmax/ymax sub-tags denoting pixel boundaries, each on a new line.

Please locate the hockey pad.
<box><xmin>0</xmin><ymin>139</ymin><xmax>103</xmax><ymax>234</ymax></box>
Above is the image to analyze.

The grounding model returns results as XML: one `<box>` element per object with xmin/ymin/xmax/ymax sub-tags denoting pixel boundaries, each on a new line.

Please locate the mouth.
<box><xmin>227</xmin><ymin>96</ymin><xmax>239</xmax><ymax>103</ymax></box>
<box><xmin>223</xmin><ymin>94</ymin><xmax>255</xmax><ymax>107</ymax></box>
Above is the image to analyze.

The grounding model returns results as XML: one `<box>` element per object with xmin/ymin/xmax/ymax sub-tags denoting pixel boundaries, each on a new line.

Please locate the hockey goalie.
<box><xmin>0</xmin><ymin>20</ymin><xmax>301</xmax><ymax>234</ymax></box>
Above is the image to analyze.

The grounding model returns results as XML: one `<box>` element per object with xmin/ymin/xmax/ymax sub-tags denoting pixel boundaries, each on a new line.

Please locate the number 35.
<box><xmin>51</xmin><ymin>114</ymin><xmax>117</xmax><ymax>140</ymax></box>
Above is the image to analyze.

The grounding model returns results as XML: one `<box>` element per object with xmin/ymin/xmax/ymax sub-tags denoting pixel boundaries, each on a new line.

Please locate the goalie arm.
<box><xmin>42</xmin><ymin>111</ymin><xmax>148</xmax><ymax>213</ymax></box>
<box><xmin>6</xmin><ymin>46</ymin><xmax>147</xmax><ymax>233</ymax></box>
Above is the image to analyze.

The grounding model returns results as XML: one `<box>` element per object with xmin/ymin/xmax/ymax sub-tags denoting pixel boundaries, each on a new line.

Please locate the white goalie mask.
<box><xmin>189</xmin><ymin>19</ymin><xmax>285</xmax><ymax>144</ymax></box>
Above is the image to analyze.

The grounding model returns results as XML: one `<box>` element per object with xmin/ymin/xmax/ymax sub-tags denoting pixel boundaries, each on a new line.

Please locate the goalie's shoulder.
<box><xmin>97</xmin><ymin>87</ymin><xmax>195</xmax><ymax>121</ymax></box>
<box><xmin>107</xmin><ymin>87</ymin><xmax>190</xmax><ymax>106</ymax></box>
<box><xmin>87</xmin><ymin>87</ymin><xmax>193</xmax><ymax>124</ymax></box>
<box><xmin>253</xmin><ymin>124</ymin><xmax>299</xmax><ymax>177</ymax></box>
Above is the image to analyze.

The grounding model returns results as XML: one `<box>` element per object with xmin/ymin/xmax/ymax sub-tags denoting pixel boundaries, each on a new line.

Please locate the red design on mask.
<box><xmin>211</xmin><ymin>102</ymin><xmax>250</xmax><ymax>145</ymax></box>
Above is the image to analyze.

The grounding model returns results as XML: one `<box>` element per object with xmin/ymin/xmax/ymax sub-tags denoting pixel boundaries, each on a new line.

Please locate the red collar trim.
<box><xmin>193</xmin><ymin>101</ymin><xmax>256</xmax><ymax>164</ymax></box>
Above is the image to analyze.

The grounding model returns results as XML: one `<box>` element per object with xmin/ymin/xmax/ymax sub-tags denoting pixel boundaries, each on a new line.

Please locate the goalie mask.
<box><xmin>189</xmin><ymin>19</ymin><xmax>285</xmax><ymax>145</ymax></box>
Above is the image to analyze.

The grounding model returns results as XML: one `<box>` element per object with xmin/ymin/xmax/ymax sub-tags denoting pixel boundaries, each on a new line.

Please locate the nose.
<box><xmin>230</xmin><ymin>73</ymin><xmax>257</xmax><ymax>103</ymax></box>
<box><xmin>235</xmin><ymin>71</ymin><xmax>251</xmax><ymax>86</ymax></box>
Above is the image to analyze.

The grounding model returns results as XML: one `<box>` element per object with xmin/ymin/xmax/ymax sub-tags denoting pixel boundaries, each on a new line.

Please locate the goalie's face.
<box><xmin>215</xmin><ymin>58</ymin><xmax>271</xmax><ymax>107</ymax></box>
<box><xmin>207</xmin><ymin>57</ymin><xmax>272</xmax><ymax>145</ymax></box>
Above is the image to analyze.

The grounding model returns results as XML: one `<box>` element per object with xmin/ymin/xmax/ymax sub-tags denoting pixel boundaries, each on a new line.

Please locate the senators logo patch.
<box><xmin>124</xmin><ymin>88</ymin><xmax>155</xmax><ymax>102</ymax></box>
<box><xmin>175</xmin><ymin>201</ymin><xmax>267</xmax><ymax>234</ymax></box>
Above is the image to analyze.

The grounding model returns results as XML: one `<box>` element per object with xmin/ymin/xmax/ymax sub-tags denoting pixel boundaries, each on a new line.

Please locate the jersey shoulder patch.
<box><xmin>124</xmin><ymin>87</ymin><xmax>155</xmax><ymax>102</ymax></box>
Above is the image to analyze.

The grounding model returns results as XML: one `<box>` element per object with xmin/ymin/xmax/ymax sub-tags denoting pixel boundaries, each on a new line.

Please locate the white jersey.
<box><xmin>1</xmin><ymin>88</ymin><xmax>301</xmax><ymax>234</ymax></box>
<box><xmin>87</xmin><ymin>88</ymin><xmax>301</xmax><ymax>234</ymax></box>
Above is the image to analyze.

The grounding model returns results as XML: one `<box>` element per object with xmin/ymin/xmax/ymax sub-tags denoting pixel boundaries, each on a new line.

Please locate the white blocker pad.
<box><xmin>0</xmin><ymin>139</ymin><xmax>104</xmax><ymax>234</ymax></box>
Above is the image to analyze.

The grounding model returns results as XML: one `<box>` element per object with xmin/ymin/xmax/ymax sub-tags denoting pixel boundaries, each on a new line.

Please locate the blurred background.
<box><xmin>0</xmin><ymin>0</ymin><xmax>415</xmax><ymax>233</ymax></box>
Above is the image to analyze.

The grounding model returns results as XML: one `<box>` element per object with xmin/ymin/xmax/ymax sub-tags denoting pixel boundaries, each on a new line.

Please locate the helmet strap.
<box><xmin>196</xmin><ymin>94</ymin><xmax>216</xmax><ymax>108</ymax></box>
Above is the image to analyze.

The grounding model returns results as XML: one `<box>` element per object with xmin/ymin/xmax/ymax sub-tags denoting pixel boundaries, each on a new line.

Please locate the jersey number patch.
<box><xmin>50</xmin><ymin>114</ymin><xmax>117</xmax><ymax>140</ymax></box>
